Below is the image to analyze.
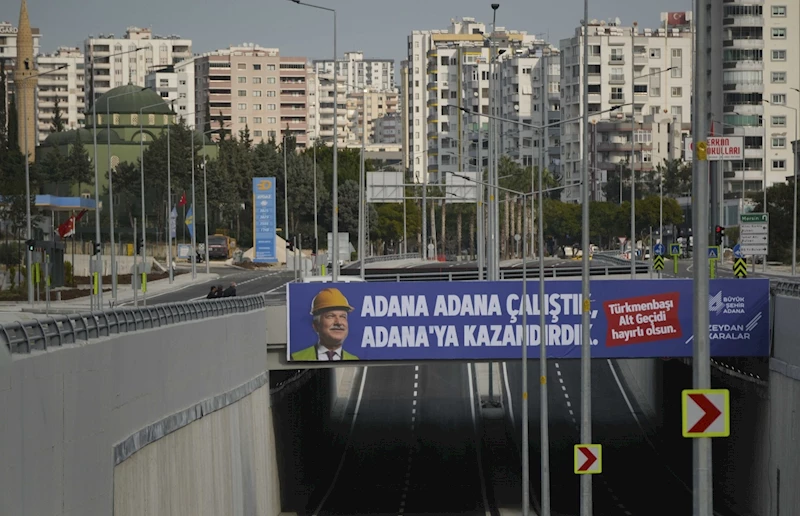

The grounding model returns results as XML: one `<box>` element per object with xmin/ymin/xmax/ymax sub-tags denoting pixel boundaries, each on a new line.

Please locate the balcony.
<box><xmin>426</xmin><ymin>82</ymin><xmax>438</xmax><ymax>91</ymax></box>
<box><xmin>427</xmin><ymin>131</ymin><xmax>439</xmax><ymax>139</ymax></box>
<box><xmin>722</xmin><ymin>15</ymin><xmax>764</xmax><ymax>27</ymax></box>
<box><xmin>427</xmin><ymin>98</ymin><xmax>438</xmax><ymax>108</ymax></box>
<box><xmin>609</xmin><ymin>56</ymin><xmax>625</xmax><ymax>66</ymax></box>
<box><xmin>723</xmin><ymin>82</ymin><xmax>763</xmax><ymax>93</ymax></box>
<box><xmin>722</xmin><ymin>60</ymin><xmax>763</xmax><ymax>70</ymax></box>
<box><xmin>634</xmin><ymin>53</ymin><xmax>648</xmax><ymax>65</ymax></box>
<box><xmin>427</xmin><ymin>48</ymin><xmax>438</xmax><ymax>58</ymax></box>
<box><xmin>587</xmin><ymin>54</ymin><xmax>601</xmax><ymax>65</ymax></box>
<box><xmin>609</xmin><ymin>95</ymin><xmax>625</xmax><ymax>104</ymax></box>
<box><xmin>723</xmin><ymin>38</ymin><xmax>764</xmax><ymax>49</ymax></box>
<box><xmin>608</xmin><ymin>74</ymin><xmax>625</xmax><ymax>85</ymax></box>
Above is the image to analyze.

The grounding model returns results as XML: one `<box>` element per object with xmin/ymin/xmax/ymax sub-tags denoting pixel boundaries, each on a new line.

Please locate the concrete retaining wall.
<box><xmin>0</xmin><ymin>309</ymin><xmax>267</xmax><ymax>516</ymax></box>
<box><xmin>114</xmin><ymin>383</ymin><xmax>280</xmax><ymax>516</ymax></box>
<box><xmin>613</xmin><ymin>358</ymin><xmax>663</xmax><ymax>428</ymax></box>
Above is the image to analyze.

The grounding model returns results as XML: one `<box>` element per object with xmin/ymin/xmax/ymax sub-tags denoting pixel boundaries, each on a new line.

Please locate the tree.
<box><xmin>752</xmin><ymin>181</ymin><xmax>798</xmax><ymax>262</ymax></box>
<box><xmin>66</xmin><ymin>132</ymin><xmax>92</xmax><ymax>193</ymax></box>
<box><xmin>51</xmin><ymin>95</ymin><xmax>65</xmax><ymax>133</ymax></box>
<box><xmin>658</xmin><ymin>158</ymin><xmax>692</xmax><ymax>197</ymax></box>
<box><xmin>203</xmin><ymin>99</ymin><xmax>211</xmax><ymax>134</ymax></box>
<box><xmin>7</xmin><ymin>92</ymin><xmax>18</xmax><ymax>152</ymax></box>
<box><xmin>37</xmin><ymin>144</ymin><xmax>68</xmax><ymax>195</ymax></box>
<box><xmin>0</xmin><ymin>58</ymin><xmax>7</xmax><ymax>147</ymax></box>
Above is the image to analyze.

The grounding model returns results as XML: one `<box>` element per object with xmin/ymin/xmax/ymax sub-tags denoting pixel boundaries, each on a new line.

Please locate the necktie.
<box><xmin>325</xmin><ymin>350</ymin><xmax>337</xmax><ymax>361</ymax></box>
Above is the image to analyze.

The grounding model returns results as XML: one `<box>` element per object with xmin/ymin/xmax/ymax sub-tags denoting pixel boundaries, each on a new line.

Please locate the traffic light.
<box><xmin>93</xmin><ymin>242</ymin><xmax>101</xmax><ymax>255</ymax></box>
<box><xmin>25</xmin><ymin>239</ymin><xmax>35</xmax><ymax>252</ymax></box>
<box><xmin>715</xmin><ymin>225</ymin><xmax>725</xmax><ymax>246</ymax></box>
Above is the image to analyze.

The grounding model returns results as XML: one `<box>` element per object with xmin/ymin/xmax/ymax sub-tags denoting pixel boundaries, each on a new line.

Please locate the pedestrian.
<box><xmin>206</xmin><ymin>286</ymin><xmax>217</xmax><ymax>299</ymax></box>
<box><xmin>222</xmin><ymin>282</ymin><xmax>237</xmax><ymax>297</ymax></box>
<box><xmin>214</xmin><ymin>285</ymin><xmax>224</xmax><ymax>298</ymax></box>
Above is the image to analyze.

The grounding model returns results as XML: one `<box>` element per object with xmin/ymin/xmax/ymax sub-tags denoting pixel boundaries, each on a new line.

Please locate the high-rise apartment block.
<box><xmin>346</xmin><ymin>88</ymin><xmax>399</xmax><ymax>144</ymax></box>
<box><xmin>37</xmin><ymin>47</ymin><xmax>86</xmax><ymax>142</ymax></box>
<box><xmin>145</xmin><ymin>59</ymin><xmax>194</xmax><ymax>123</ymax></box>
<box><xmin>84</xmin><ymin>27</ymin><xmax>192</xmax><ymax>108</ymax></box>
<box><xmin>194</xmin><ymin>45</ymin><xmax>311</xmax><ymax>147</ymax></box>
<box><xmin>706</xmin><ymin>2</ymin><xmax>800</xmax><ymax>197</ymax></box>
<box><xmin>406</xmin><ymin>17</ymin><xmax>555</xmax><ymax>184</ymax></box>
<box><xmin>558</xmin><ymin>17</ymin><xmax>693</xmax><ymax>202</ymax></box>
<box><xmin>313</xmin><ymin>51</ymin><xmax>395</xmax><ymax>93</ymax></box>
<box><xmin>374</xmin><ymin>112</ymin><xmax>401</xmax><ymax>144</ymax></box>
<box><xmin>310</xmin><ymin>72</ymin><xmax>348</xmax><ymax>145</ymax></box>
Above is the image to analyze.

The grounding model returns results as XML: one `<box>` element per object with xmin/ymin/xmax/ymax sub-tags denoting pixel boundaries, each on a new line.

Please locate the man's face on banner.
<box><xmin>313</xmin><ymin>309</ymin><xmax>350</xmax><ymax>348</ymax></box>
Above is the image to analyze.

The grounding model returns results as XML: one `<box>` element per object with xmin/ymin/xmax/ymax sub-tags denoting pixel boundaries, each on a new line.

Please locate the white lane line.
<box><xmin>400</xmin><ymin>366</ymin><xmax>419</xmax><ymax>515</ymax></box>
<box><xmin>312</xmin><ymin>367</ymin><xmax>368</xmax><ymax>516</ymax></box>
<box><xmin>502</xmin><ymin>362</ymin><xmax>515</xmax><ymax>427</ymax></box>
<box><xmin>466</xmin><ymin>364</ymin><xmax>492</xmax><ymax>516</ymax></box>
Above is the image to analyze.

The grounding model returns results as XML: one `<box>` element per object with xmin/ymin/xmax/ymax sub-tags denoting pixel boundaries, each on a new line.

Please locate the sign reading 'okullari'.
<box><xmin>286</xmin><ymin>279</ymin><xmax>770</xmax><ymax>361</ymax></box>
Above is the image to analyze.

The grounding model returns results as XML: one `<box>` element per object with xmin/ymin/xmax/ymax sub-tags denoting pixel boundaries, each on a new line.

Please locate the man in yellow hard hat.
<box><xmin>291</xmin><ymin>287</ymin><xmax>359</xmax><ymax>361</ymax></box>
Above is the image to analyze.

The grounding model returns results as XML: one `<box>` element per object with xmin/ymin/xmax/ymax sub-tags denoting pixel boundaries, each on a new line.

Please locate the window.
<box><xmin>634</xmin><ymin>84</ymin><xmax>648</xmax><ymax>95</ymax></box>
<box><xmin>671</xmin><ymin>106</ymin><xmax>682</xmax><ymax>116</ymax></box>
<box><xmin>772</xmin><ymin>5</ymin><xmax>786</xmax><ymax>16</ymax></box>
<box><xmin>671</xmin><ymin>87</ymin><xmax>682</xmax><ymax>97</ymax></box>
<box><xmin>253</xmin><ymin>64</ymin><xmax>262</xmax><ymax>71</ymax></box>
<box><xmin>268</xmin><ymin>130</ymin><xmax>277</xmax><ymax>139</ymax></box>
<box><xmin>610</xmin><ymin>87</ymin><xmax>624</xmax><ymax>101</ymax></box>
<box><xmin>253</xmin><ymin>90</ymin><xmax>262</xmax><ymax>97</ymax></box>
<box><xmin>237</xmin><ymin>90</ymin><xmax>247</xmax><ymax>97</ymax></box>
<box><xmin>772</xmin><ymin>28</ymin><xmax>786</xmax><ymax>39</ymax></box>
<box><xmin>268</xmin><ymin>117</ymin><xmax>277</xmax><ymax>124</ymax></box>
<box><xmin>237</xmin><ymin>76</ymin><xmax>247</xmax><ymax>83</ymax></box>
<box><xmin>650</xmin><ymin>86</ymin><xmax>661</xmax><ymax>97</ymax></box>
<box><xmin>772</xmin><ymin>137</ymin><xmax>786</xmax><ymax>148</ymax></box>
<box><xmin>238</xmin><ymin>103</ymin><xmax>247</xmax><ymax>110</ymax></box>
<box><xmin>266</xmin><ymin>90</ymin><xmax>276</xmax><ymax>97</ymax></box>
<box><xmin>650</xmin><ymin>105</ymin><xmax>661</xmax><ymax>115</ymax></box>
<box><xmin>773</xmin><ymin>160</ymin><xmax>786</xmax><ymax>170</ymax></box>
<box><xmin>254</xmin><ymin>117</ymin><xmax>262</xmax><ymax>124</ymax></box>
<box><xmin>267</xmin><ymin>104</ymin><xmax>277</xmax><ymax>110</ymax></box>
<box><xmin>610</xmin><ymin>49</ymin><xmax>624</xmax><ymax>62</ymax></box>
<box><xmin>267</xmin><ymin>64</ymin><xmax>276</xmax><ymax>71</ymax></box>
<box><xmin>253</xmin><ymin>103</ymin><xmax>262</xmax><ymax>110</ymax></box>
<box><xmin>772</xmin><ymin>115</ymin><xmax>786</xmax><ymax>127</ymax></box>
<box><xmin>772</xmin><ymin>72</ymin><xmax>786</xmax><ymax>83</ymax></box>
<box><xmin>253</xmin><ymin>77</ymin><xmax>262</xmax><ymax>84</ymax></box>
<box><xmin>772</xmin><ymin>50</ymin><xmax>787</xmax><ymax>61</ymax></box>
<box><xmin>649</xmin><ymin>48</ymin><xmax>661</xmax><ymax>59</ymax></box>
<box><xmin>267</xmin><ymin>77</ymin><xmax>276</xmax><ymax>84</ymax></box>
<box><xmin>772</xmin><ymin>93</ymin><xmax>786</xmax><ymax>104</ymax></box>
<box><xmin>238</xmin><ymin>116</ymin><xmax>247</xmax><ymax>123</ymax></box>
<box><xmin>237</xmin><ymin>63</ymin><xmax>246</xmax><ymax>70</ymax></box>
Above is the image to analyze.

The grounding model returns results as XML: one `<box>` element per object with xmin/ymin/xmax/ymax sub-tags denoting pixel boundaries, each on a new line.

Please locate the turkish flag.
<box><xmin>56</xmin><ymin>209</ymin><xmax>88</xmax><ymax>239</ymax></box>
<box><xmin>178</xmin><ymin>191</ymin><xmax>187</xmax><ymax>207</ymax></box>
<box><xmin>667</xmin><ymin>12</ymin><xmax>687</xmax><ymax>27</ymax></box>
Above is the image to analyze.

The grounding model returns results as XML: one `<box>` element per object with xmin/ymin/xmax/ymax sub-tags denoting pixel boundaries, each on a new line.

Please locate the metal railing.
<box><xmin>771</xmin><ymin>280</ymin><xmax>800</xmax><ymax>297</ymax></box>
<box><xmin>345</xmin><ymin>253</ymin><xmax>420</xmax><ymax>269</ymax></box>
<box><xmin>1</xmin><ymin>294</ymin><xmax>268</xmax><ymax>355</ymax></box>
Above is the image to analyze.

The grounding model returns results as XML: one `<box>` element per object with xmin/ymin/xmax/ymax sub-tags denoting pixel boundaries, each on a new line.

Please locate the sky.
<box><xmin>11</xmin><ymin>0</ymin><xmax>691</xmax><ymax>62</ymax></box>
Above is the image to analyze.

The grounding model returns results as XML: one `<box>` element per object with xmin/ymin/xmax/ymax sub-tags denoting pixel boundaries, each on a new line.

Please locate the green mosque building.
<box><xmin>37</xmin><ymin>84</ymin><xmax>218</xmax><ymax>198</ymax></box>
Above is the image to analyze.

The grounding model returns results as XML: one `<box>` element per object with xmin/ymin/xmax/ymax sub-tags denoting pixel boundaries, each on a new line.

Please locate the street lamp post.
<box><xmin>19</xmin><ymin>64</ymin><xmax>69</xmax><ymax>306</ymax></box>
<box><xmin>166</xmin><ymin>99</ymin><xmax>177</xmax><ymax>284</ymax></box>
<box><xmin>359</xmin><ymin>89</ymin><xmax>367</xmax><ymax>279</ymax></box>
<box><xmin>106</xmin><ymin>87</ymin><xmax>147</xmax><ymax>301</ymax></box>
<box><xmin>630</xmin><ymin>22</ymin><xmax>638</xmax><ymax>280</ymax></box>
<box><xmin>289</xmin><ymin>0</ymin><xmax>339</xmax><ymax>280</ymax></box>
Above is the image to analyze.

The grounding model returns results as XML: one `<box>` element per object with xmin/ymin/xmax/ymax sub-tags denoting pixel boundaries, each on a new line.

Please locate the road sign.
<box><xmin>682</xmin><ymin>389</ymin><xmax>730</xmax><ymax>438</ymax></box>
<box><xmin>685</xmin><ymin>136</ymin><xmax>744</xmax><ymax>161</ymax></box>
<box><xmin>707</xmin><ymin>246</ymin><xmax>720</xmax><ymax>260</ymax></box>
<box><xmin>574</xmin><ymin>444</ymin><xmax>602</xmax><ymax>474</ymax></box>
<box><xmin>733</xmin><ymin>258</ymin><xmax>747</xmax><ymax>278</ymax></box>
<box><xmin>670</xmin><ymin>243</ymin><xmax>681</xmax><ymax>256</ymax></box>
<box><xmin>654</xmin><ymin>243</ymin><xmax>665</xmax><ymax>256</ymax></box>
<box><xmin>740</xmin><ymin>213</ymin><xmax>769</xmax><ymax>256</ymax></box>
<box><xmin>653</xmin><ymin>255</ymin><xmax>665</xmax><ymax>271</ymax></box>
<box><xmin>732</xmin><ymin>243</ymin><xmax>744</xmax><ymax>259</ymax></box>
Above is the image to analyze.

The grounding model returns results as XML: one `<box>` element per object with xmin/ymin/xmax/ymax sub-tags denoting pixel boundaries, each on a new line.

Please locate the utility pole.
<box><xmin>692</xmin><ymin>1</ymin><xmax>713</xmax><ymax>515</ymax></box>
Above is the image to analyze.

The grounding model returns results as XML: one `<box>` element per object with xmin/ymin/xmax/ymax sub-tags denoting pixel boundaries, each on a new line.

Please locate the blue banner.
<box><xmin>252</xmin><ymin>177</ymin><xmax>277</xmax><ymax>263</ymax></box>
<box><xmin>286</xmin><ymin>279</ymin><xmax>770</xmax><ymax>361</ymax></box>
<box><xmin>185</xmin><ymin>205</ymin><xmax>194</xmax><ymax>240</ymax></box>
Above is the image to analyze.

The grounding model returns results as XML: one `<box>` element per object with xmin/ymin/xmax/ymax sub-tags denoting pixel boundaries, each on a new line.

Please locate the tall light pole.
<box><xmin>580</xmin><ymin>2</ymin><xmax>592</xmax><ymax>515</ymax></box>
<box><xmin>19</xmin><ymin>64</ymin><xmax>68</xmax><ymax>306</ymax></box>
<box><xmin>289</xmin><ymin>0</ymin><xmax>339</xmax><ymax>280</ymax></box>
<box><xmin>283</xmin><ymin>128</ymin><xmax>290</xmax><ymax>255</ymax></box>
<box><xmin>629</xmin><ymin>22</ymin><xmax>638</xmax><ymax>279</ymax></box>
<box><xmin>106</xmin><ymin>87</ymin><xmax>146</xmax><ymax>300</ymax></box>
<box><xmin>166</xmin><ymin>98</ymin><xmax>177</xmax><ymax>283</ymax></box>
<box><xmin>359</xmin><ymin>89</ymin><xmax>367</xmax><ymax>279</ymax></box>
<box><xmin>313</xmin><ymin>136</ymin><xmax>319</xmax><ymax>262</ymax></box>
<box><xmin>692</xmin><ymin>0</ymin><xmax>713</xmax><ymax>514</ymax></box>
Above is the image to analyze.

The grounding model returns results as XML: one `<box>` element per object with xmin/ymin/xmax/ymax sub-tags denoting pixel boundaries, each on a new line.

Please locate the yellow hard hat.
<box><xmin>310</xmin><ymin>288</ymin><xmax>354</xmax><ymax>315</ymax></box>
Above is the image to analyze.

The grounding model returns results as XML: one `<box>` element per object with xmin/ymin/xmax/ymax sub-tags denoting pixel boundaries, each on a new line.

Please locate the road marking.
<box><xmin>312</xmin><ymin>367</ymin><xmax>368</xmax><ymax>515</ymax></box>
<box><xmin>400</xmin><ymin>365</ymin><xmax>421</xmax><ymax>515</ymax></box>
<box><xmin>466</xmin><ymin>364</ymin><xmax>492</xmax><ymax>516</ymax></box>
<box><xmin>502</xmin><ymin>362</ymin><xmax>515</xmax><ymax>427</ymax></box>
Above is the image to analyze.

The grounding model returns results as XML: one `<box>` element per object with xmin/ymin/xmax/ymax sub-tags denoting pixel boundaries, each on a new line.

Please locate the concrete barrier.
<box><xmin>0</xmin><ymin>308</ymin><xmax>268</xmax><ymax>516</ymax></box>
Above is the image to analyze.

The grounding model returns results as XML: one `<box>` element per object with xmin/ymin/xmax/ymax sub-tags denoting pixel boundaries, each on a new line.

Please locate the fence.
<box><xmin>1</xmin><ymin>293</ymin><xmax>269</xmax><ymax>354</ymax></box>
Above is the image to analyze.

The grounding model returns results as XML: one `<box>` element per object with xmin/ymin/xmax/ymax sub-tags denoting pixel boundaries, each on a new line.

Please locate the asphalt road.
<box><xmin>314</xmin><ymin>363</ymin><xmax>491</xmax><ymax>516</ymax></box>
<box><xmin>126</xmin><ymin>267</ymin><xmax>294</xmax><ymax>305</ymax></box>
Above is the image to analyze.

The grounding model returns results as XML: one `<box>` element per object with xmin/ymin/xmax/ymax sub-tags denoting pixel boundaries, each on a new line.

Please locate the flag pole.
<box><xmin>71</xmin><ymin>210</ymin><xmax>76</xmax><ymax>286</ymax></box>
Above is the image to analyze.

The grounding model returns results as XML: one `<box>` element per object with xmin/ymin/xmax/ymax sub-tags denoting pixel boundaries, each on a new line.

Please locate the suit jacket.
<box><xmin>291</xmin><ymin>345</ymin><xmax>359</xmax><ymax>361</ymax></box>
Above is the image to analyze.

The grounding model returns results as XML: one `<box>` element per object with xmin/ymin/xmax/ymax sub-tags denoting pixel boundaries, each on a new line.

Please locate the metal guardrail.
<box><xmin>345</xmin><ymin>253</ymin><xmax>419</xmax><ymax>268</ymax></box>
<box><xmin>771</xmin><ymin>280</ymin><xmax>800</xmax><ymax>297</ymax></box>
<box><xmin>352</xmin><ymin>263</ymin><xmax>650</xmax><ymax>283</ymax></box>
<box><xmin>1</xmin><ymin>294</ymin><xmax>268</xmax><ymax>355</ymax></box>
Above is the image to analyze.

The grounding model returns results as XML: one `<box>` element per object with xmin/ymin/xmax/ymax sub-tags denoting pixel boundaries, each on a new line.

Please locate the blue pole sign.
<box><xmin>654</xmin><ymin>243</ymin><xmax>665</xmax><ymax>256</ymax></box>
<box><xmin>253</xmin><ymin>177</ymin><xmax>277</xmax><ymax>263</ymax></box>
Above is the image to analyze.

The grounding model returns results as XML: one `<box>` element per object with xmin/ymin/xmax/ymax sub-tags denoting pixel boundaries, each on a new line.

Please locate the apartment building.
<box><xmin>706</xmin><ymin>2</ymin><xmax>800</xmax><ymax>197</ymax></box>
<box><xmin>313</xmin><ymin>51</ymin><xmax>395</xmax><ymax>93</ymax></box>
<box><xmin>346</xmin><ymin>88</ymin><xmax>399</xmax><ymax>144</ymax></box>
<box><xmin>312</xmin><ymin>71</ymin><xmax>349</xmax><ymax>145</ymax></box>
<box><xmin>145</xmin><ymin>59</ymin><xmax>194</xmax><ymax>123</ymax></box>
<box><xmin>36</xmin><ymin>47</ymin><xmax>85</xmax><ymax>142</ymax></box>
<box><xmin>559</xmin><ymin>16</ymin><xmax>693</xmax><ymax>202</ymax></box>
<box><xmin>375</xmin><ymin>112</ymin><xmax>401</xmax><ymax>144</ymax></box>
<box><xmin>407</xmin><ymin>17</ymin><xmax>549</xmax><ymax>184</ymax></box>
<box><xmin>0</xmin><ymin>19</ymin><xmax>41</xmax><ymax>127</ymax></box>
<box><xmin>84</xmin><ymin>27</ymin><xmax>192</xmax><ymax>108</ymax></box>
<box><xmin>279</xmin><ymin>56</ymin><xmax>311</xmax><ymax>148</ymax></box>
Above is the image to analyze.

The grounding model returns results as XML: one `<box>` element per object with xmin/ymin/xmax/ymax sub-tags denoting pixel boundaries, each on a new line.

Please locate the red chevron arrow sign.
<box><xmin>682</xmin><ymin>389</ymin><xmax>730</xmax><ymax>438</ymax></box>
<box><xmin>574</xmin><ymin>444</ymin><xmax>602</xmax><ymax>474</ymax></box>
